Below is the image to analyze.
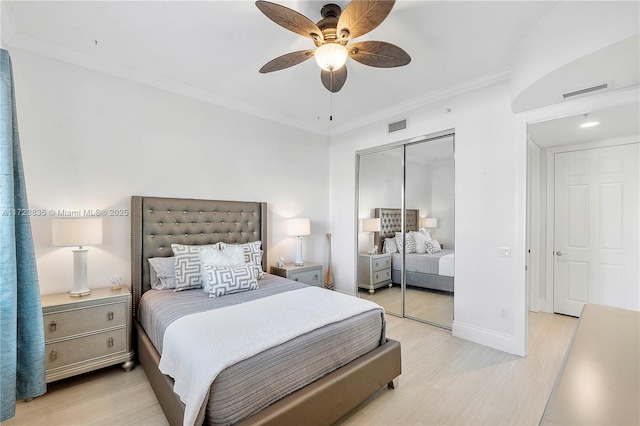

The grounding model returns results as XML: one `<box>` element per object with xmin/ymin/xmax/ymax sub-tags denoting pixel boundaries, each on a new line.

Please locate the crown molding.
<box><xmin>6</xmin><ymin>26</ymin><xmax>511</xmax><ymax>139</ymax></box>
<box><xmin>329</xmin><ymin>68</ymin><xmax>512</xmax><ymax>136</ymax></box>
<box><xmin>5</xmin><ymin>31</ymin><xmax>331</xmax><ymax>136</ymax></box>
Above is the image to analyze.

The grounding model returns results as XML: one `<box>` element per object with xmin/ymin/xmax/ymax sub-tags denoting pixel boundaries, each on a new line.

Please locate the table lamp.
<box><xmin>287</xmin><ymin>218</ymin><xmax>310</xmax><ymax>266</ymax></box>
<box><xmin>52</xmin><ymin>217</ymin><xmax>103</xmax><ymax>297</ymax></box>
<box><xmin>362</xmin><ymin>218</ymin><xmax>381</xmax><ymax>254</ymax></box>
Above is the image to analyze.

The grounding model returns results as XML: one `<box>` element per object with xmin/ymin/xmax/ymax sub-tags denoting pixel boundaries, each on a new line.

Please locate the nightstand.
<box><xmin>358</xmin><ymin>253</ymin><xmax>392</xmax><ymax>294</ymax></box>
<box><xmin>270</xmin><ymin>262</ymin><xmax>324</xmax><ymax>287</ymax></box>
<box><xmin>41</xmin><ymin>287</ymin><xmax>134</xmax><ymax>383</ymax></box>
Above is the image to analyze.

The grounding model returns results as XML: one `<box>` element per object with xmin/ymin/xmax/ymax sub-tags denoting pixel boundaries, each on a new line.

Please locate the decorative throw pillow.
<box><xmin>394</xmin><ymin>232</ymin><xmax>417</xmax><ymax>253</ymax></box>
<box><xmin>383</xmin><ymin>238</ymin><xmax>398</xmax><ymax>254</ymax></box>
<box><xmin>203</xmin><ymin>264</ymin><xmax>260</xmax><ymax>298</ymax></box>
<box><xmin>171</xmin><ymin>243</ymin><xmax>219</xmax><ymax>291</ymax></box>
<box><xmin>148</xmin><ymin>257</ymin><xmax>176</xmax><ymax>290</ymax></box>
<box><xmin>219</xmin><ymin>241</ymin><xmax>264</xmax><ymax>278</ymax></box>
<box><xmin>199</xmin><ymin>246</ymin><xmax>246</xmax><ymax>267</ymax></box>
<box><xmin>418</xmin><ymin>228</ymin><xmax>432</xmax><ymax>241</ymax></box>
<box><xmin>425</xmin><ymin>240</ymin><xmax>441</xmax><ymax>254</ymax></box>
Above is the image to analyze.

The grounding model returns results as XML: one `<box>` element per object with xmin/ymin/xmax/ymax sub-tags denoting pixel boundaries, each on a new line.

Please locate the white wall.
<box><xmin>329</xmin><ymin>80</ymin><xmax>528</xmax><ymax>356</ymax></box>
<box><xmin>10</xmin><ymin>48</ymin><xmax>330</xmax><ymax>296</ymax></box>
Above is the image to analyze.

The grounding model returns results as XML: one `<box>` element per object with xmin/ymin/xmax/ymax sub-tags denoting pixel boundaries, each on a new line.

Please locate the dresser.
<box><xmin>358</xmin><ymin>253</ymin><xmax>392</xmax><ymax>294</ymax></box>
<box><xmin>41</xmin><ymin>287</ymin><xmax>134</xmax><ymax>383</ymax></box>
<box><xmin>270</xmin><ymin>262</ymin><xmax>324</xmax><ymax>287</ymax></box>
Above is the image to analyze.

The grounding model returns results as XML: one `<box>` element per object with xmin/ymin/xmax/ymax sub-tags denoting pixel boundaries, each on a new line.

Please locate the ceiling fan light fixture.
<box><xmin>315</xmin><ymin>43</ymin><xmax>348</xmax><ymax>72</ymax></box>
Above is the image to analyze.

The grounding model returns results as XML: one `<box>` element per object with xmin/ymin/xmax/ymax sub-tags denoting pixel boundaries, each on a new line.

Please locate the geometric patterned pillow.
<box><xmin>203</xmin><ymin>264</ymin><xmax>260</xmax><ymax>298</ymax></box>
<box><xmin>219</xmin><ymin>241</ymin><xmax>264</xmax><ymax>278</ymax></box>
<box><xmin>425</xmin><ymin>239</ymin><xmax>441</xmax><ymax>254</ymax></box>
<box><xmin>394</xmin><ymin>232</ymin><xmax>417</xmax><ymax>254</ymax></box>
<box><xmin>171</xmin><ymin>243</ymin><xmax>219</xmax><ymax>291</ymax></box>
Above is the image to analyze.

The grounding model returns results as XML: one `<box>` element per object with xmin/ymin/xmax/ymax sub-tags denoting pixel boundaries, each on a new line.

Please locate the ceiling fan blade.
<box><xmin>259</xmin><ymin>50</ymin><xmax>315</xmax><ymax>73</ymax></box>
<box><xmin>321</xmin><ymin>67</ymin><xmax>348</xmax><ymax>93</ymax></box>
<box><xmin>348</xmin><ymin>41</ymin><xmax>411</xmax><ymax>68</ymax></box>
<box><xmin>256</xmin><ymin>1</ymin><xmax>324</xmax><ymax>43</ymax></box>
<box><xmin>337</xmin><ymin>1</ymin><xmax>395</xmax><ymax>41</ymax></box>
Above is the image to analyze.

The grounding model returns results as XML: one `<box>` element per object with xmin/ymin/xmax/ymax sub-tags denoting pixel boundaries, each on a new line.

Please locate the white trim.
<box><xmin>452</xmin><ymin>320</ymin><xmax>525</xmax><ymax>357</ymax></box>
<box><xmin>527</xmin><ymin>138</ymin><xmax>541</xmax><ymax>313</ymax></box>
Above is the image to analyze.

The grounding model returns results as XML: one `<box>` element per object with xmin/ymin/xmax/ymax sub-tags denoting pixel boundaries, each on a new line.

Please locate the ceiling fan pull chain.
<box><xmin>330</xmin><ymin>71</ymin><xmax>334</xmax><ymax>121</ymax></box>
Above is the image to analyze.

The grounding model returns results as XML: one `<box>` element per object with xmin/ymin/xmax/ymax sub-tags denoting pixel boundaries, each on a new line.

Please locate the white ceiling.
<box><xmin>528</xmin><ymin>102</ymin><xmax>640</xmax><ymax>148</ymax></box>
<box><xmin>2</xmin><ymin>0</ymin><xmax>561</xmax><ymax>136</ymax></box>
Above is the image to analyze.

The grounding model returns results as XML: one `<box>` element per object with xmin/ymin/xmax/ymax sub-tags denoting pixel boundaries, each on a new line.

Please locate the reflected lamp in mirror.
<box><xmin>420</xmin><ymin>217</ymin><xmax>438</xmax><ymax>237</ymax></box>
<box><xmin>52</xmin><ymin>217</ymin><xmax>103</xmax><ymax>297</ymax></box>
<box><xmin>286</xmin><ymin>218</ymin><xmax>310</xmax><ymax>266</ymax></box>
<box><xmin>362</xmin><ymin>218</ymin><xmax>380</xmax><ymax>255</ymax></box>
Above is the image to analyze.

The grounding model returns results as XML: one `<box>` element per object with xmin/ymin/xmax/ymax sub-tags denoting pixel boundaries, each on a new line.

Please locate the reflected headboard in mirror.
<box><xmin>373</xmin><ymin>208</ymin><xmax>419</xmax><ymax>250</ymax></box>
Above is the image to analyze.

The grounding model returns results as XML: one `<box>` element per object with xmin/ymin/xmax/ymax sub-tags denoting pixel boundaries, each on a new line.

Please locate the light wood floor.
<box><xmin>359</xmin><ymin>285</ymin><xmax>454</xmax><ymax>329</ymax></box>
<box><xmin>3</xmin><ymin>312</ymin><xmax>576</xmax><ymax>426</ymax></box>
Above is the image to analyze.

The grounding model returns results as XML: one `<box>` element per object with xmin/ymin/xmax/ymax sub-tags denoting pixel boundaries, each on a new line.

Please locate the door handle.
<box><xmin>555</xmin><ymin>250</ymin><xmax>567</xmax><ymax>257</ymax></box>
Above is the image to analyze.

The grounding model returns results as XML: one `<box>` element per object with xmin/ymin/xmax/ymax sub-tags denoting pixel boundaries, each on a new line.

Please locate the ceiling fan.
<box><xmin>256</xmin><ymin>0</ymin><xmax>411</xmax><ymax>93</ymax></box>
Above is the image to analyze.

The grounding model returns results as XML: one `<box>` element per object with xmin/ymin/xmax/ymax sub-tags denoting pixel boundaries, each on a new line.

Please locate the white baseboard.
<box><xmin>452</xmin><ymin>320</ymin><xmax>525</xmax><ymax>357</ymax></box>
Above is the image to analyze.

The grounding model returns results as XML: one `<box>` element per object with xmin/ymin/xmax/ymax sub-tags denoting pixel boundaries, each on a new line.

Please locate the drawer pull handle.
<box><xmin>49</xmin><ymin>321</ymin><xmax>57</xmax><ymax>332</ymax></box>
<box><xmin>107</xmin><ymin>311</ymin><xmax>114</xmax><ymax>321</ymax></box>
<box><xmin>107</xmin><ymin>337</ymin><xmax>114</xmax><ymax>347</ymax></box>
<box><xmin>313</xmin><ymin>274</ymin><xmax>318</xmax><ymax>280</ymax></box>
<box><xmin>294</xmin><ymin>278</ymin><xmax>299</xmax><ymax>281</ymax></box>
<box><xmin>374</xmin><ymin>261</ymin><xmax>379</xmax><ymax>267</ymax></box>
<box><xmin>49</xmin><ymin>349</ymin><xmax>57</xmax><ymax>361</ymax></box>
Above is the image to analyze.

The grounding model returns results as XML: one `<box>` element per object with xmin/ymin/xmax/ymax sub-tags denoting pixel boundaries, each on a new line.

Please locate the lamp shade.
<box><xmin>287</xmin><ymin>218</ymin><xmax>310</xmax><ymax>237</ymax></box>
<box><xmin>420</xmin><ymin>217</ymin><xmax>438</xmax><ymax>228</ymax></box>
<box><xmin>52</xmin><ymin>217</ymin><xmax>103</xmax><ymax>247</ymax></box>
<box><xmin>314</xmin><ymin>43</ymin><xmax>348</xmax><ymax>71</ymax></box>
<box><xmin>362</xmin><ymin>218</ymin><xmax>380</xmax><ymax>232</ymax></box>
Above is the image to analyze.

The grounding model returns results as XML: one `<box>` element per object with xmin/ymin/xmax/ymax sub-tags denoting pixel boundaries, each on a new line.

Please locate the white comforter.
<box><xmin>158</xmin><ymin>286</ymin><xmax>383</xmax><ymax>426</ymax></box>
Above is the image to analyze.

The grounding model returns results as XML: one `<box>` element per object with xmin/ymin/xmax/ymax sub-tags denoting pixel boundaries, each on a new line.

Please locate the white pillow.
<box><xmin>199</xmin><ymin>246</ymin><xmax>246</xmax><ymax>267</ymax></box>
<box><xmin>148</xmin><ymin>257</ymin><xmax>176</xmax><ymax>290</ymax></box>
<box><xmin>383</xmin><ymin>238</ymin><xmax>398</xmax><ymax>254</ymax></box>
<box><xmin>413</xmin><ymin>232</ymin><xmax>427</xmax><ymax>254</ymax></box>
<box><xmin>203</xmin><ymin>264</ymin><xmax>260</xmax><ymax>298</ymax></box>
<box><xmin>418</xmin><ymin>228</ymin><xmax>432</xmax><ymax>241</ymax></box>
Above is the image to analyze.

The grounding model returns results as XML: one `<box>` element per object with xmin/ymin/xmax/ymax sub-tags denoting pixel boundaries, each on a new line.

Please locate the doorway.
<box><xmin>527</xmin><ymin>101</ymin><xmax>640</xmax><ymax>317</ymax></box>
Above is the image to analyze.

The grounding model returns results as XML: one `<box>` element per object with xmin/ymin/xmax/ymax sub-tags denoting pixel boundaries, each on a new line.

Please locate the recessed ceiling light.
<box><xmin>580</xmin><ymin>121</ymin><xmax>600</xmax><ymax>128</ymax></box>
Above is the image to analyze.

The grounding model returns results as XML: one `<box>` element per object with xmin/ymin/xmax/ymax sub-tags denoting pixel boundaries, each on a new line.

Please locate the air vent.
<box><xmin>562</xmin><ymin>83</ymin><xmax>609</xmax><ymax>99</ymax></box>
<box><xmin>388</xmin><ymin>119</ymin><xmax>407</xmax><ymax>133</ymax></box>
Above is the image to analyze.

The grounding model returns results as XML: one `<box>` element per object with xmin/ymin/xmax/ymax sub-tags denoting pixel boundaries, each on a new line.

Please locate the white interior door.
<box><xmin>553</xmin><ymin>143</ymin><xmax>639</xmax><ymax>317</ymax></box>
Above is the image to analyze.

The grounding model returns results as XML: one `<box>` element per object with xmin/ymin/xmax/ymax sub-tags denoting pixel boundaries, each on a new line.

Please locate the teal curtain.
<box><xmin>1</xmin><ymin>48</ymin><xmax>46</xmax><ymax>421</ymax></box>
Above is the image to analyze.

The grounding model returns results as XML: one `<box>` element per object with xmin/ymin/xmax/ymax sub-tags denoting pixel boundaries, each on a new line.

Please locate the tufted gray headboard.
<box><xmin>373</xmin><ymin>208</ymin><xmax>419</xmax><ymax>249</ymax></box>
<box><xmin>131</xmin><ymin>196</ymin><xmax>267</xmax><ymax>318</ymax></box>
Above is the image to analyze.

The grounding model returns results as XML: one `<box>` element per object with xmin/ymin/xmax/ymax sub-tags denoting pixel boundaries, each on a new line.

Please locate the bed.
<box><xmin>374</xmin><ymin>208</ymin><xmax>454</xmax><ymax>293</ymax></box>
<box><xmin>131</xmin><ymin>196</ymin><xmax>401</xmax><ymax>426</ymax></box>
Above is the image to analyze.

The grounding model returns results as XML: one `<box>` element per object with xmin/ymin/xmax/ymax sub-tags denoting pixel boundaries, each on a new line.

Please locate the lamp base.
<box><xmin>69</xmin><ymin>288</ymin><xmax>91</xmax><ymax>297</ymax></box>
<box><xmin>293</xmin><ymin>261</ymin><xmax>305</xmax><ymax>266</ymax></box>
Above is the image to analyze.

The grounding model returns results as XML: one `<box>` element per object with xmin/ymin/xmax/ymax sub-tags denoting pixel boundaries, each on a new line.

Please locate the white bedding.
<box><xmin>158</xmin><ymin>286</ymin><xmax>383</xmax><ymax>426</ymax></box>
<box><xmin>439</xmin><ymin>253</ymin><xmax>455</xmax><ymax>277</ymax></box>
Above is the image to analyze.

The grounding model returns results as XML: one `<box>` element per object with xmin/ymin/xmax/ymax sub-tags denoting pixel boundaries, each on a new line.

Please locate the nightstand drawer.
<box><xmin>372</xmin><ymin>269</ymin><xmax>391</xmax><ymax>284</ymax></box>
<box><xmin>289</xmin><ymin>269</ymin><xmax>322</xmax><ymax>286</ymax></box>
<box><xmin>372</xmin><ymin>257</ymin><xmax>391</xmax><ymax>271</ymax></box>
<box><xmin>44</xmin><ymin>301</ymin><xmax>126</xmax><ymax>340</ymax></box>
<box><xmin>45</xmin><ymin>328</ymin><xmax>127</xmax><ymax>370</ymax></box>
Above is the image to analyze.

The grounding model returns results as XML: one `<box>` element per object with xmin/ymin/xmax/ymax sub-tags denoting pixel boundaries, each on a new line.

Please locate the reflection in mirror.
<box><xmin>356</xmin><ymin>135</ymin><xmax>455</xmax><ymax>329</ymax></box>
<box><xmin>357</xmin><ymin>147</ymin><xmax>403</xmax><ymax>315</ymax></box>
<box><xmin>404</xmin><ymin>137</ymin><xmax>454</xmax><ymax>328</ymax></box>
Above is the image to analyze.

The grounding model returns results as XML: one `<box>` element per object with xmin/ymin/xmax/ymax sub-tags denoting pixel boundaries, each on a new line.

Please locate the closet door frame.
<box><xmin>355</xmin><ymin>129</ymin><xmax>455</xmax><ymax>328</ymax></box>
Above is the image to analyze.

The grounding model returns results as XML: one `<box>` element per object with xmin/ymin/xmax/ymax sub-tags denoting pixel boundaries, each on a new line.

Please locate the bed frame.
<box><xmin>375</xmin><ymin>207</ymin><xmax>454</xmax><ymax>293</ymax></box>
<box><xmin>131</xmin><ymin>196</ymin><xmax>401</xmax><ymax>425</ymax></box>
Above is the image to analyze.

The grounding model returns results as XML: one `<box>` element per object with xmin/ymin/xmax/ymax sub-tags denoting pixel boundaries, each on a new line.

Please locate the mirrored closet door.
<box><xmin>357</xmin><ymin>134</ymin><xmax>455</xmax><ymax>329</ymax></box>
